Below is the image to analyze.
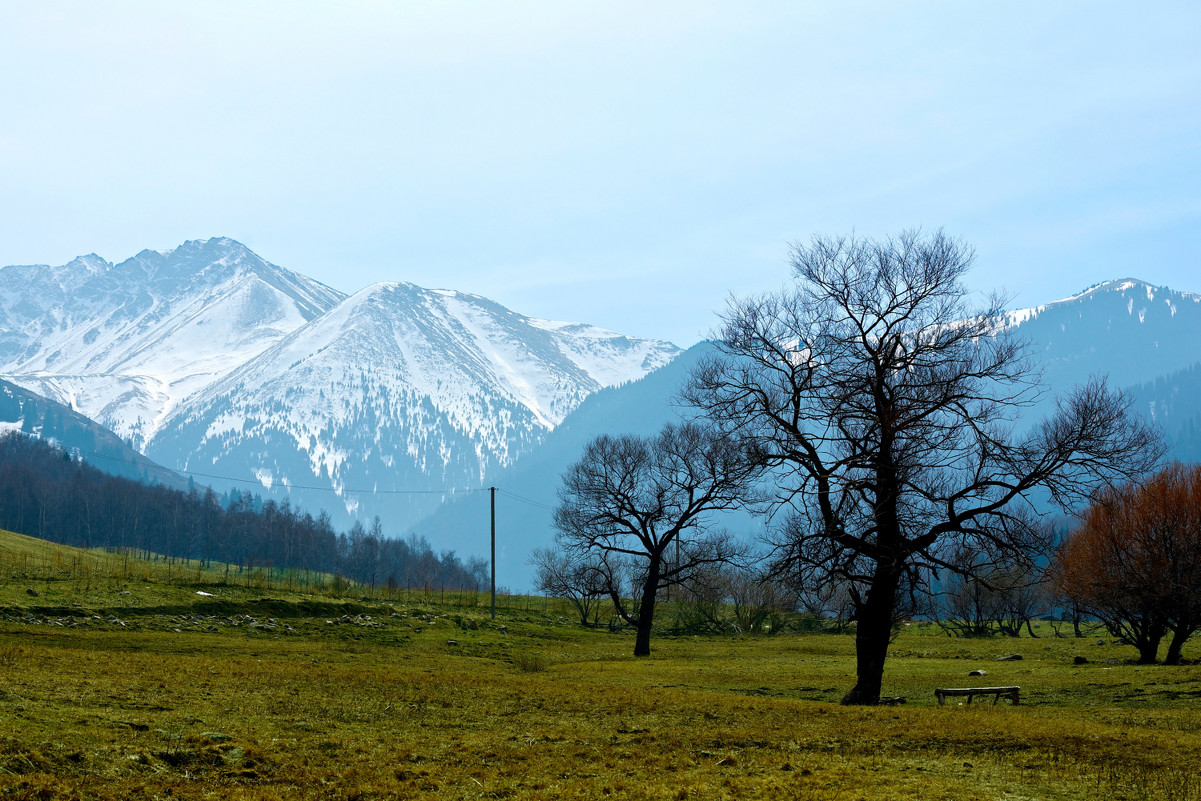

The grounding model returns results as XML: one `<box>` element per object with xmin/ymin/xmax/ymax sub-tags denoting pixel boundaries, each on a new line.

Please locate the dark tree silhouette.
<box><xmin>685</xmin><ymin>230</ymin><xmax>1162</xmax><ymax>703</ymax></box>
<box><xmin>554</xmin><ymin>422</ymin><xmax>759</xmax><ymax>656</ymax></box>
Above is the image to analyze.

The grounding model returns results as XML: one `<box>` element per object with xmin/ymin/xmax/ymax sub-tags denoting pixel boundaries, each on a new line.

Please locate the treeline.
<box><xmin>1130</xmin><ymin>360</ymin><xmax>1201</xmax><ymax>462</ymax></box>
<box><xmin>0</xmin><ymin>433</ymin><xmax>486</xmax><ymax>591</ymax></box>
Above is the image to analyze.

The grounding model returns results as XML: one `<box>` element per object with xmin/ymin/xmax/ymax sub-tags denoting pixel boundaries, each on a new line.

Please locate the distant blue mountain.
<box><xmin>1004</xmin><ymin>278</ymin><xmax>1201</xmax><ymax>394</ymax></box>
<box><xmin>1128</xmin><ymin>360</ymin><xmax>1201</xmax><ymax>463</ymax></box>
<box><xmin>0</xmin><ymin>379</ymin><xmax>188</xmax><ymax>490</ymax></box>
<box><xmin>409</xmin><ymin>342</ymin><xmax>767</xmax><ymax>590</ymax></box>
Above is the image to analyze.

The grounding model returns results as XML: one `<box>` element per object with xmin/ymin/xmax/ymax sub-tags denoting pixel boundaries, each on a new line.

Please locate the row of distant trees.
<box><xmin>540</xmin><ymin>471</ymin><xmax>1201</xmax><ymax>671</ymax></box>
<box><xmin>0</xmin><ymin>433</ymin><xmax>487</xmax><ymax>591</ymax></box>
<box><xmin>540</xmin><ymin>229</ymin><xmax>1171</xmax><ymax>705</ymax></box>
<box><xmin>537</xmin><ymin>490</ymin><xmax>1200</xmax><ymax>658</ymax></box>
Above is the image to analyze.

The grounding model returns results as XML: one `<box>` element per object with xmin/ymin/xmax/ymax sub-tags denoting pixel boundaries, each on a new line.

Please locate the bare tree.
<box><xmin>725</xmin><ymin>565</ymin><xmax>796</xmax><ymax>635</ymax></box>
<box><xmin>530</xmin><ymin>546</ymin><xmax>608</xmax><ymax>627</ymax></box>
<box><xmin>992</xmin><ymin>564</ymin><xmax>1048</xmax><ymax>638</ymax></box>
<box><xmin>936</xmin><ymin>548</ymin><xmax>1047</xmax><ymax>638</ymax></box>
<box><xmin>685</xmin><ymin>229</ymin><xmax>1161</xmax><ymax>703</ymax></box>
<box><xmin>554</xmin><ymin>422</ymin><xmax>759</xmax><ymax>656</ymax></box>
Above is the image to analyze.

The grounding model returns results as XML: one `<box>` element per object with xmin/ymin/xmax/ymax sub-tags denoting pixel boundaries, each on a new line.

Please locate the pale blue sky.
<box><xmin>2</xmin><ymin>2</ymin><xmax>1198</xmax><ymax>345</ymax></box>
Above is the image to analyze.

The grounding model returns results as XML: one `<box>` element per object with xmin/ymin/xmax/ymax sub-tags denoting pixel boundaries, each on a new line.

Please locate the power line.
<box><xmin>497</xmin><ymin>489</ymin><xmax>556</xmax><ymax>511</ymax></box>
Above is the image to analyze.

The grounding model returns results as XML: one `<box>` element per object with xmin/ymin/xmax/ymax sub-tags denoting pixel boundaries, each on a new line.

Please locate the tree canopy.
<box><xmin>1056</xmin><ymin>462</ymin><xmax>1201</xmax><ymax>664</ymax></box>
<box><xmin>553</xmin><ymin>422</ymin><xmax>758</xmax><ymax>655</ymax></box>
<box><xmin>685</xmin><ymin>229</ymin><xmax>1162</xmax><ymax>703</ymax></box>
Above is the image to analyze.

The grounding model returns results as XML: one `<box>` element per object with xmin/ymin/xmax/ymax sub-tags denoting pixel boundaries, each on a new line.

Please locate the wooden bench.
<box><xmin>935</xmin><ymin>686</ymin><xmax>1020</xmax><ymax>706</ymax></box>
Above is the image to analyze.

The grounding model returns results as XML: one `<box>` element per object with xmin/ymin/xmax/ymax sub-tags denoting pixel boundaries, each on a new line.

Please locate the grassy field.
<box><xmin>1</xmin><ymin>530</ymin><xmax>1200</xmax><ymax>800</ymax></box>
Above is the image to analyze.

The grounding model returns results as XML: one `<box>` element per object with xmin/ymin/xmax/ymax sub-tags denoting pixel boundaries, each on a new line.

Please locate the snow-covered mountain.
<box><xmin>21</xmin><ymin>240</ymin><xmax>1192</xmax><ymax>589</ymax></box>
<box><xmin>145</xmin><ymin>280</ymin><xmax>680</xmax><ymax>527</ymax></box>
<box><xmin>0</xmin><ymin>237</ymin><xmax>344</xmax><ymax>448</ymax></box>
<box><xmin>1003</xmin><ymin>278</ymin><xmax>1201</xmax><ymax>392</ymax></box>
<box><xmin>0</xmin><ymin>238</ymin><xmax>682</xmax><ymax>530</ymax></box>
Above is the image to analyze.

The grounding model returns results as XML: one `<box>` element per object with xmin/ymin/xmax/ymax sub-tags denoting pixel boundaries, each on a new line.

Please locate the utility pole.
<box><xmin>490</xmin><ymin>486</ymin><xmax>496</xmax><ymax>620</ymax></box>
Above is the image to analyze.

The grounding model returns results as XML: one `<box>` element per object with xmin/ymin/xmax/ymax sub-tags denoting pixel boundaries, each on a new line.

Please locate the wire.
<box><xmin>497</xmin><ymin>489</ymin><xmax>556</xmax><ymax>511</ymax></box>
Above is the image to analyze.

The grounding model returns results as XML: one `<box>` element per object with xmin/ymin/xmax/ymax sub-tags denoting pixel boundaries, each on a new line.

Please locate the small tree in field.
<box><xmin>554</xmin><ymin>422</ymin><xmax>758</xmax><ymax>656</ymax></box>
<box><xmin>685</xmin><ymin>230</ymin><xmax>1161</xmax><ymax>703</ymax></box>
<box><xmin>1056</xmin><ymin>462</ymin><xmax>1201</xmax><ymax>664</ymax></box>
<box><xmin>937</xmin><ymin>550</ymin><xmax>1047</xmax><ymax>638</ymax></box>
<box><xmin>530</xmin><ymin>546</ymin><xmax>608</xmax><ymax>627</ymax></box>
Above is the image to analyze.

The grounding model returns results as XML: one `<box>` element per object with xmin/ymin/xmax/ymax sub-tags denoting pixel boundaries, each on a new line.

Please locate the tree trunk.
<box><xmin>841</xmin><ymin>440</ymin><xmax>906</xmax><ymax>706</ymax></box>
<box><xmin>633</xmin><ymin>559</ymin><xmax>661</xmax><ymax>657</ymax></box>
<box><xmin>1134</xmin><ymin>619</ymin><xmax>1165</xmax><ymax>664</ymax></box>
<box><xmin>841</xmin><ymin>564</ymin><xmax>900</xmax><ymax>705</ymax></box>
<box><xmin>1164</xmin><ymin>625</ymin><xmax>1192</xmax><ymax>665</ymax></box>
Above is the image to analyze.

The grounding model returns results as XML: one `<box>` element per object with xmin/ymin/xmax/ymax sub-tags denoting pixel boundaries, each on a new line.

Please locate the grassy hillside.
<box><xmin>1</xmin><ymin>530</ymin><xmax>1199</xmax><ymax>800</ymax></box>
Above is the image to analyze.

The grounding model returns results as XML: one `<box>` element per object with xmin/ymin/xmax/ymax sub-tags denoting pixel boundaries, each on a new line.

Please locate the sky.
<box><xmin>2</xmin><ymin>2</ymin><xmax>1198</xmax><ymax>347</ymax></box>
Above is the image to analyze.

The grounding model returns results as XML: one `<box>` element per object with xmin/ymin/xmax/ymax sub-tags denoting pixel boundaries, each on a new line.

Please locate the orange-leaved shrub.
<box><xmin>1055</xmin><ymin>462</ymin><xmax>1201</xmax><ymax>664</ymax></box>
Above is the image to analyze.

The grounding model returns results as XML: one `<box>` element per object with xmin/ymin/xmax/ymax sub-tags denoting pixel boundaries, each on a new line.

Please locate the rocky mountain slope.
<box><xmin>0</xmin><ymin>237</ymin><xmax>344</xmax><ymax>448</ymax></box>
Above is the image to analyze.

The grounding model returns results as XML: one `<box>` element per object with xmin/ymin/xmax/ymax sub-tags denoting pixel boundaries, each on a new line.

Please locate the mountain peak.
<box><xmin>175</xmin><ymin>236</ymin><xmax>257</xmax><ymax>262</ymax></box>
<box><xmin>1055</xmin><ymin>277</ymin><xmax>1201</xmax><ymax>305</ymax></box>
<box><xmin>190</xmin><ymin>235</ymin><xmax>252</xmax><ymax>253</ymax></box>
<box><xmin>66</xmin><ymin>253</ymin><xmax>111</xmax><ymax>274</ymax></box>
<box><xmin>0</xmin><ymin>237</ymin><xmax>347</xmax><ymax>446</ymax></box>
<box><xmin>1001</xmin><ymin>274</ymin><xmax>1201</xmax><ymax>392</ymax></box>
<box><xmin>136</xmin><ymin>236</ymin><xmax>258</xmax><ymax>266</ymax></box>
<box><xmin>1006</xmin><ymin>277</ymin><xmax>1201</xmax><ymax>327</ymax></box>
<box><xmin>1069</xmin><ymin>278</ymin><xmax>1152</xmax><ymax>298</ymax></box>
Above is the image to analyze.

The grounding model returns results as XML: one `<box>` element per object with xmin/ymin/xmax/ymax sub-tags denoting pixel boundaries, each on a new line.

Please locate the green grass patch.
<box><xmin>0</xmin><ymin>529</ymin><xmax>1199</xmax><ymax>799</ymax></box>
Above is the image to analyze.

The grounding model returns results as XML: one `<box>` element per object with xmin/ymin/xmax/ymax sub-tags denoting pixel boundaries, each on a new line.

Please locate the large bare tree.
<box><xmin>685</xmin><ymin>230</ymin><xmax>1161</xmax><ymax>704</ymax></box>
<box><xmin>553</xmin><ymin>422</ymin><xmax>758</xmax><ymax>656</ymax></box>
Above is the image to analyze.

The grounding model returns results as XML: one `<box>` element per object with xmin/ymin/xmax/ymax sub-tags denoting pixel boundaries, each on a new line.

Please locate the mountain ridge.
<box><xmin>0</xmin><ymin>378</ymin><xmax>187</xmax><ymax>490</ymax></box>
<box><xmin>0</xmin><ymin>237</ymin><xmax>345</xmax><ymax>447</ymax></box>
<box><xmin>0</xmin><ymin>237</ymin><xmax>682</xmax><ymax>531</ymax></box>
<box><xmin>5</xmin><ymin>239</ymin><xmax>1195</xmax><ymax>592</ymax></box>
<box><xmin>143</xmin><ymin>276</ymin><xmax>681</xmax><ymax>526</ymax></box>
